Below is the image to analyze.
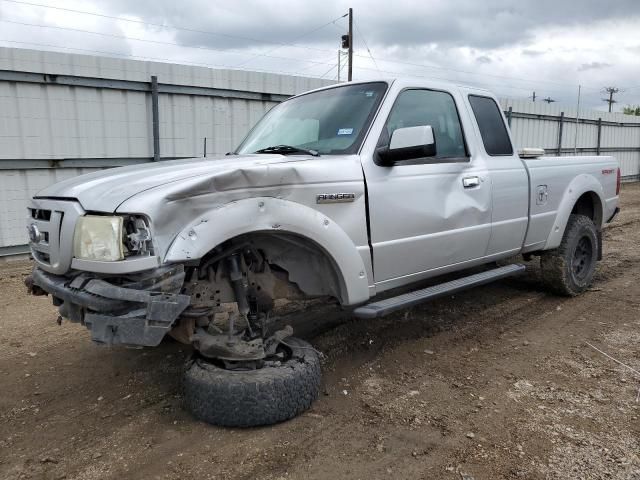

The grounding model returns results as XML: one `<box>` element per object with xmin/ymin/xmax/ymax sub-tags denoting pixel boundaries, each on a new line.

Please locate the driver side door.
<box><xmin>362</xmin><ymin>88</ymin><xmax>492</xmax><ymax>290</ymax></box>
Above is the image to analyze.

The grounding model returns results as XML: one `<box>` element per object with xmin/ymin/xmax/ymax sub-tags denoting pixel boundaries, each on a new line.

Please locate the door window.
<box><xmin>468</xmin><ymin>95</ymin><xmax>513</xmax><ymax>155</ymax></box>
<box><xmin>380</xmin><ymin>89</ymin><xmax>468</xmax><ymax>161</ymax></box>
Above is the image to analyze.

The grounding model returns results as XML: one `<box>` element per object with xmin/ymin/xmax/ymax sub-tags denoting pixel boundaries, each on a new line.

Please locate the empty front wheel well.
<box><xmin>196</xmin><ymin>232</ymin><xmax>347</xmax><ymax>304</ymax></box>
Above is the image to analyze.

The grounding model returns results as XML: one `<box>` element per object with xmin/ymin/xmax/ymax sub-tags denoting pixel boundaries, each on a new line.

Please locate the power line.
<box><xmin>0</xmin><ymin>15</ymin><xmax>353</xmax><ymax>81</ymax></box>
<box><xmin>354</xmin><ymin>19</ymin><xmax>380</xmax><ymax>74</ymax></box>
<box><xmin>618</xmin><ymin>84</ymin><xmax>640</xmax><ymax>91</ymax></box>
<box><xmin>298</xmin><ymin>51</ymin><xmax>341</xmax><ymax>73</ymax></box>
<box><xmin>0</xmin><ymin>2</ymin><xmax>614</xmax><ymax>98</ymax></box>
<box><xmin>0</xmin><ymin>18</ymin><xmax>538</xmax><ymax>90</ymax></box>
<box><xmin>332</xmin><ymin>62</ymin><xmax>341</xmax><ymax>81</ymax></box>
<box><xmin>0</xmin><ymin>18</ymin><xmax>471</xmax><ymax>86</ymax></box>
<box><xmin>0</xmin><ymin>38</ymin><xmax>582</xmax><ymax>99</ymax></box>
<box><xmin>0</xmin><ymin>39</ymin><xmax>337</xmax><ymax>78</ymax></box>
<box><xmin>1</xmin><ymin>35</ymin><xmax>593</xmax><ymax>102</ymax></box>
<box><xmin>0</xmin><ymin>0</ymin><xmax>604</xmax><ymax>91</ymax></box>
<box><xmin>0</xmin><ymin>0</ymin><xmax>333</xmax><ymax>53</ymax></box>
<box><xmin>368</xmin><ymin>56</ymin><xmax>601</xmax><ymax>91</ymax></box>
<box><xmin>0</xmin><ymin>18</ymin><xmax>339</xmax><ymax>69</ymax></box>
<box><xmin>319</xmin><ymin>62</ymin><xmax>338</xmax><ymax>79</ymax></box>
<box><xmin>233</xmin><ymin>13</ymin><xmax>348</xmax><ymax>67</ymax></box>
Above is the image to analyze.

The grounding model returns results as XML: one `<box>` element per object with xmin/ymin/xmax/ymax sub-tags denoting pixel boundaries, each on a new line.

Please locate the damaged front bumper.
<box><xmin>29</xmin><ymin>265</ymin><xmax>190</xmax><ymax>346</ymax></box>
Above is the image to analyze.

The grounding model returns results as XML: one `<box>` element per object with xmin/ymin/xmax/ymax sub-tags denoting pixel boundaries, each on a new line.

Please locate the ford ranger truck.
<box><xmin>26</xmin><ymin>79</ymin><xmax>620</xmax><ymax>427</ymax></box>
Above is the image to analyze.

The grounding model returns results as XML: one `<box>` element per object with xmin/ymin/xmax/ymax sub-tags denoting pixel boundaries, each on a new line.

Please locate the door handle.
<box><xmin>462</xmin><ymin>176</ymin><xmax>480</xmax><ymax>188</ymax></box>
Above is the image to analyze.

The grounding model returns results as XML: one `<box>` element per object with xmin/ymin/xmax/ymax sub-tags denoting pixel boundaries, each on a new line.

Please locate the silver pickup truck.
<box><xmin>26</xmin><ymin>79</ymin><xmax>620</xmax><ymax>427</ymax></box>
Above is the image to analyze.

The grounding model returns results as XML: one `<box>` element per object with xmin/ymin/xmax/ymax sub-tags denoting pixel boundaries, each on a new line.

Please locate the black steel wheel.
<box><xmin>571</xmin><ymin>236</ymin><xmax>594</xmax><ymax>282</ymax></box>
<box><xmin>183</xmin><ymin>337</ymin><xmax>321</xmax><ymax>427</ymax></box>
<box><xmin>541</xmin><ymin>214</ymin><xmax>599</xmax><ymax>296</ymax></box>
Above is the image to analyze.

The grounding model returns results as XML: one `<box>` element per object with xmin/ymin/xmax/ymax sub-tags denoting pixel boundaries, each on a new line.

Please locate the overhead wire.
<box><xmin>0</xmin><ymin>0</ymin><xmax>604</xmax><ymax>91</ymax></box>
<box><xmin>0</xmin><ymin>39</ymin><xmax>335</xmax><ymax>78</ymax></box>
<box><xmin>354</xmin><ymin>20</ymin><xmax>380</xmax><ymax>74</ymax></box>
<box><xmin>319</xmin><ymin>62</ymin><xmax>338</xmax><ymax>79</ymax></box>
<box><xmin>0</xmin><ymin>0</ymin><xmax>621</xmax><ymax>98</ymax></box>
<box><xmin>0</xmin><ymin>38</ymin><xmax>580</xmax><ymax>99</ymax></box>
<box><xmin>233</xmin><ymin>13</ymin><xmax>348</xmax><ymax>68</ymax></box>
<box><xmin>0</xmin><ymin>19</ymin><xmax>337</xmax><ymax>70</ymax></box>
<box><xmin>0</xmin><ymin>37</ymin><xmax>588</xmax><ymax>103</ymax></box>
<box><xmin>0</xmin><ymin>0</ymin><xmax>331</xmax><ymax>54</ymax></box>
<box><xmin>297</xmin><ymin>51</ymin><xmax>341</xmax><ymax>73</ymax></box>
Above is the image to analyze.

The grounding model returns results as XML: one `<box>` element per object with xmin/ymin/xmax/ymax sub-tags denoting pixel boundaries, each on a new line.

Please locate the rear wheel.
<box><xmin>540</xmin><ymin>214</ymin><xmax>599</xmax><ymax>296</ymax></box>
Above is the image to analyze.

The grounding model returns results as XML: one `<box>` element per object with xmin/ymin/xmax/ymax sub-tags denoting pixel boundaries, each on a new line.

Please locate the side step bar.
<box><xmin>353</xmin><ymin>264</ymin><xmax>526</xmax><ymax>319</ymax></box>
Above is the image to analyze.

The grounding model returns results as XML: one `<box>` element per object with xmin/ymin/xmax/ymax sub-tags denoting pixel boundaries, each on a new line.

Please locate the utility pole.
<box><xmin>602</xmin><ymin>87</ymin><xmax>619</xmax><ymax>113</ymax></box>
<box><xmin>337</xmin><ymin>49</ymin><xmax>341</xmax><ymax>82</ymax></box>
<box><xmin>339</xmin><ymin>9</ymin><xmax>354</xmax><ymax>81</ymax></box>
<box><xmin>347</xmin><ymin>8</ymin><xmax>353</xmax><ymax>81</ymax></box>
<box><xmin>574</xmin><ymin>85</ymin><xmax>581</xmax><ymax>155</ymax></box>
<box><xmin>531</xmin><ymin>91</ymin><xmax>536</xmax><ymax>102</ymax></box>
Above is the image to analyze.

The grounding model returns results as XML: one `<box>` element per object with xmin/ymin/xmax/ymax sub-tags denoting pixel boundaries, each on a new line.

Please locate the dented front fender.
<box><xmin>164</xmin><ymin>197</ymin><xmax>371</xmax><ymax>305</ymax></box>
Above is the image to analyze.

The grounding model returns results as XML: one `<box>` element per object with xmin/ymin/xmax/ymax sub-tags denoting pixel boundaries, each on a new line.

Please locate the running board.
<box><xmin>353</xmin><ymin>264</ymin><xmax>526</xmax><ymax>319</ymax></box>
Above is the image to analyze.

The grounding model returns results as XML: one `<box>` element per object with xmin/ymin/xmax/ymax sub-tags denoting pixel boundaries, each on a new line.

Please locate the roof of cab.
<box><xmin>289</xmin><ymin>78</ymin><xmax>493</xmax><ymax>100</ymax></box>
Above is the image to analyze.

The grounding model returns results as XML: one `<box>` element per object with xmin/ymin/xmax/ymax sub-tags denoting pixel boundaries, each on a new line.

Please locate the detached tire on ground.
<box><xmin>540</xmin><ymin>214</ymin><xmax>599</xmax><ymax>296</ymax></box>
<box><xmin>183</xmin><ymin>337</ymin><xmax>321</xmax><ymax>427</ymax></box>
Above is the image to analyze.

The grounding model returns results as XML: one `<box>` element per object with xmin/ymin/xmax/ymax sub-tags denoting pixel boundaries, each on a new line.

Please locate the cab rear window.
<box><xmin>468</xmin><ymin>95</ymin><xmax>513</xmax><ymax>156</ymax></box>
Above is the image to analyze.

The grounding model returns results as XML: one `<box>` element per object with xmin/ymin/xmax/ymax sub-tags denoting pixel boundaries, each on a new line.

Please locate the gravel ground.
<box><xmin>1</xmin><ymin>183</ymin><xmax>639</xmax><ymax>480</ymax></box>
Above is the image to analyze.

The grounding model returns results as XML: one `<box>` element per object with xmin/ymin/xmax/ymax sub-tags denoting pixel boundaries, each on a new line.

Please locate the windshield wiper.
<box><xmin>254</xmin><ymin>145</ymin><xmax>320</xmax><ymax>157</ymax></box>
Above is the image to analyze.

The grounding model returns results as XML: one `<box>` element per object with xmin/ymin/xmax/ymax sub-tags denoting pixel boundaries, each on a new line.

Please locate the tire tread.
<box><xmin>540</xmin><ymin>214</ymin><xmax>598</xmax><ymax>296</ymax></box>
<box><xmin>183</xmin><ymin>337</ymin><xmax>321</xmax><ymax>427</ymax></box>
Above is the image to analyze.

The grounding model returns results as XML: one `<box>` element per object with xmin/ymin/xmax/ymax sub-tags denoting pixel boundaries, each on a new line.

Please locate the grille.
<box><xmin>27</xmin><ymin>199</ymin><xmax>85</xmax><ymax>274</ymax></box>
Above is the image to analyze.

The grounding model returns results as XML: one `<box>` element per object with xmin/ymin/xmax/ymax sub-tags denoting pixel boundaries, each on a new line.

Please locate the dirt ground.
<box><xmin>1</xmin><ymin>184</ymin><xmax>639</xmax><ymax>480</ymax></box>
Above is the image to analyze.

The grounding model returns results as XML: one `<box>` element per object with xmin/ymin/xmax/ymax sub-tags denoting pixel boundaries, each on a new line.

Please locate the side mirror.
<box><xmin>377</xmin><ymin>125</ymin><xmax>437</xmax><ymax>165</ymax></box>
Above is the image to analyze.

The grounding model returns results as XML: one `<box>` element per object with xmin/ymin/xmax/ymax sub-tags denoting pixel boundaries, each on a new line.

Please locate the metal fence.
<box><xmin>0</xmin><ymin>47</ymin><xmax>332</xmax><ymax>255</ymax></box>
<box><xmin>1</xmin><ymin>47</ymin><xmax>639</xmax><ymax>256</ymax></box>
<box><xmin>500</xmin><ymin>98</ymin><xmax>640</xmax><ymax>181</ymax></box>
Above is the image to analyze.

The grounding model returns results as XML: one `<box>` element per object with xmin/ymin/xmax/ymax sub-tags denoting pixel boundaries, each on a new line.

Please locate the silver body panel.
<box><xmin>28</xmin><ymin>78</ymin><xmax>620</xmax><ymax>305</ymax></box>
<box><xmin>522</xmin><ymin>156</ymin><xmax>619</xmax><ymax>251</ymax></box>
<box><xmin>27</xmin><ymin>199</ymin><xmax>85</xmax><ymax>275</ymax></box>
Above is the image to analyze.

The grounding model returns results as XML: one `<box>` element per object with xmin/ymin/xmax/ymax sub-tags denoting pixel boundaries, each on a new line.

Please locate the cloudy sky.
<box><xmin>1</xmin><ymin>0</ymin><xmax>639</xmax><ymax>111</ymax></box>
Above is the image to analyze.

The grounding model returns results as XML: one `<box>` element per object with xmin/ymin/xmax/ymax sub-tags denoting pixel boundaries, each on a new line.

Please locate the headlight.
<box><xmin>73</xmin><ymin>215</ymin><xmax>124</xmax><ymax>261</ymax></box>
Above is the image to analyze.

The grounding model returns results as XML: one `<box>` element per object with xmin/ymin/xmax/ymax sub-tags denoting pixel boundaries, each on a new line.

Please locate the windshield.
<box><xmin>235</xmin><ymin>82</ymin><xmax>388</xmax><ymax>155</ymax></box>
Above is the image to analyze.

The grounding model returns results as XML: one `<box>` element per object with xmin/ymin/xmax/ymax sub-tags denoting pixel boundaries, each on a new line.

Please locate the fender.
<box><xmin>544</xmin><ymin>174</ymin><xmax>605</xmax><ymax>250</ymax></box>
<box><xmin>164</xmin><ymin>197</ymin><xmax>371</xmax><ymax>305</ymax></box>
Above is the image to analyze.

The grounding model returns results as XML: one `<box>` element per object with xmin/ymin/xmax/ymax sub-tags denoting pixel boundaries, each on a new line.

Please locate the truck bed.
<box><xmin>523</xmin><ymin>155</ymin><xmax>619</xmax><ymax>252</ymax></box>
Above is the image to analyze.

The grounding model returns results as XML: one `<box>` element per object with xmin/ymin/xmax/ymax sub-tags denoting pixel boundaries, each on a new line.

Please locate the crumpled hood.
<box><xmin>35</xmin><ymin>154</ymin><xmax>313</xmax><ymax>212</ymax></box>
